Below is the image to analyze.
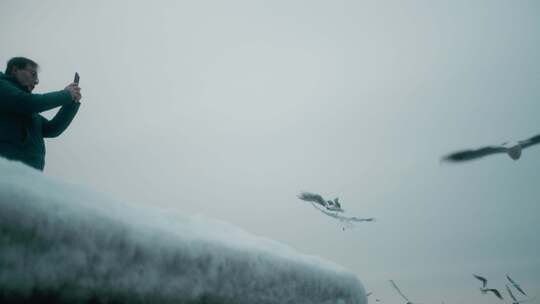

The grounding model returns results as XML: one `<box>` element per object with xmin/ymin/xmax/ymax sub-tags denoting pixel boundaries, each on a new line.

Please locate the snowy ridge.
<box><xmin>0</xmin><ymin>158</ymin><xmax>366</xmax><ymax>304</ymax></box>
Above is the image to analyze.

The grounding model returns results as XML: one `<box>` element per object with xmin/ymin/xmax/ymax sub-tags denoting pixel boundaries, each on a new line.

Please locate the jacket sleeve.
<box><xmin>0</xmin><ymin>80</ymin><xmax>74</xmax><ymax>114</ymax></box>
<box><xmin>41</xmin><ymin>102</ymin><xmax>81</xmax><ymax>138</ymax></box>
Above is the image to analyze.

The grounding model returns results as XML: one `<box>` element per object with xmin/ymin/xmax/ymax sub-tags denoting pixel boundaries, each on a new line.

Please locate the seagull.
<box><xmin>297</xmin><ymin>192</ymin><xmax>344</xmax><ymax>212</ymax></box>
<box><xmin>507</xmin><ymin>275</ymin><xmax>527</xmax><ymax>296</ymax></box>
<box><xmin>481</xmin><ymin>288</ymin><xmax>504</xmax><ymax>300</ymax></box>
<box><xmin>366</xmin><ymin>292</ymin><xmax>381</xmax><ymax>302</ymax></box>
<box><xmin>389</xmin><ymin>280</ymin><xmax>421</xmax><ymax>304</ymax></box>
<box><xmin>473</xmin><ymin>274</ymin><xmax>503</xmax><ymax>300</ymax></box>
<box><xmin>441</xmin><ymin>133</ymin><xmax>540</xmax><ymax>163</ymax></box>
<box><xmin>473</xmin><ymin>274</ymin><xmax>488</xmax><ymax>289</ymax></box>
<box><xmin>506</xmin><ymin>285</ymin><xmax>536</xmax><ymax>304</ymax></box>
<box><xmin>297</xmin><ymin>192</ymin><xmax>375</xmax><ymax>230</ymax></box>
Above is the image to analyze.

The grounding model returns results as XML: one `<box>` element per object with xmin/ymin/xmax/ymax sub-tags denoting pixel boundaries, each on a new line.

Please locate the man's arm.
<box><xmin>41</xmin><ymin>102</ymin><xmax>81</xmax><ymax>138</ymax></box>
<box><xmin>0</xmin><ymin>80</ymin><xmax>74</xmax><ymax>114</ymax></box>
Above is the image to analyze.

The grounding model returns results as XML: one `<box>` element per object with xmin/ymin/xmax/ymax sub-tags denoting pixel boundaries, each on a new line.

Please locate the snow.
<box><xmin>0</xmin><ymin>158</ymin><xmax>366</xmax><ymax>304</ymax></box>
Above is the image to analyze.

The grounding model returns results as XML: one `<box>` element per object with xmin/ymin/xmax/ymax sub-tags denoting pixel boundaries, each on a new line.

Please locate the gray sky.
<box><xmin>2</xmin><ymin>0</ymin><xmax>539</xmax><ymax>303</ymax></box>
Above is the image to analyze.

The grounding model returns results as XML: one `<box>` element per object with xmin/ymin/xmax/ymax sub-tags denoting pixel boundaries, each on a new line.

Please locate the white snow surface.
<box><xmin>0</xmin><ymin>158</ymin><xmax>366</xmax><ymax>304</ymax></box>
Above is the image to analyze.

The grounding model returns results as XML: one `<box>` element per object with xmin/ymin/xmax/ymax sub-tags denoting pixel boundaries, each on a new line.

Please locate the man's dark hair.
<box><xmin>5</xmin><ymin>57</ymin><xmax>39</xmax><ymax>76</ymax></box>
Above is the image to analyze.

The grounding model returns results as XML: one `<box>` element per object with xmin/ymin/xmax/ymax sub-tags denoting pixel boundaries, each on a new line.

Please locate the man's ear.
<box><xmin>9</xmin><ymin>66</ymin><xmax>19</xmax><ymax>76</ymax></box>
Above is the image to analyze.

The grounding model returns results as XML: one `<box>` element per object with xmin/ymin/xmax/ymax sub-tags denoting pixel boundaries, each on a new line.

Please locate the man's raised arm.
<box><xmin>41</xmin><ymin>102</ymin><xmax>81</xmax><ymax>138</ymax></box>
<box><xmin>0</xmin><ymin>80</ymin><xmax>75</xmax><ymax>114</ymax></box>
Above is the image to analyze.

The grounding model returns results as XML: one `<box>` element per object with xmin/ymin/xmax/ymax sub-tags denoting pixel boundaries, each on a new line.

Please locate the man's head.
<box><xmin>5</xmin><ymin>57</ymin><xmax>39</xmax><ymax>92</ymax></box>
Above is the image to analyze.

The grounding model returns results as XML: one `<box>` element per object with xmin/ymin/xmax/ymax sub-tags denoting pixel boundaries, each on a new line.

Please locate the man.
<box><xmin>0</xmin><ymin>57</ymin><xmax>81</xmax><ymax>171</ymax></box>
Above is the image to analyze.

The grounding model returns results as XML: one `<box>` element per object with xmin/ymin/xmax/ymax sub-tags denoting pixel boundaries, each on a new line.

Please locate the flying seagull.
<box><xmin>473</xmin><ymin>274</ymin><xmax>503</xmax><ymax>300</ymax></box>
<box><xmin>473</xmin><ymin>274</ymin><xmax>488</xmax><ymax>289</ymax></box>
<box><xmin>297</xmin><ymin>192</ymin><xmax>344</xmax><ymax>212</ymax></box>
<box><xmin>506</xmin><ymin>285</ymin><xmax>536</xmax><ymax>304</ymax></box>
<box><xmin>389</xmin><ymin>280</ymin><xmax>421</xmax><ymax>304</ymax></box>
<box><xmin>482</xmin><ymin>288</ymin><xmax>504</xmax><ymax>300</ymax></box>
<box><xmin>297</xmin><ymin>192</ymin><xmax>375</xmax><ymax>229</ymax></box>
<box><xmin>442</xmin><ymin>133</ymin><xmax>540</xmax><ymax>163</ymax></box>
<box><xmin>366</xmin><ymin>292</ymin><xmax>381</xmax><ymax>302</ymax></box>
<box><xmin>507</xmin><ymin>275</ymin><xmax>527</xmax><ymax>296</ymax></box>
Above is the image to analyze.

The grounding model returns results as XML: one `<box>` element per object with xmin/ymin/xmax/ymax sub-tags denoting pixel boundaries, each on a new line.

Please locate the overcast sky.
<box><xmin>1</xmin><ymin>1</ymin><xmax>539</xmax><ymax>303</ymax></box>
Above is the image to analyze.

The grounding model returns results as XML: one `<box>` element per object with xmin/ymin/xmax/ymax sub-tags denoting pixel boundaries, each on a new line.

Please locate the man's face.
<box><xmin>12</xmin><ymin>64</ymin><xmax>39</xmax><ymax>92</ymax></box>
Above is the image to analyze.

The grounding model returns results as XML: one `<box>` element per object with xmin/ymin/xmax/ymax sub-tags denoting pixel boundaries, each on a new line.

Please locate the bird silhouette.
<box><xmin>473</xmin><ymin>274</ymin><xmax>503</xmax><ymax>300</ymax></box>
<box><xmin>297</xmin><ymin>192</ymin><xmax>344</xmax><ymax>212</ymax></box>
<box><xmin>473</xmin><ymin>274</ymin><xmax>488</xmax><ymax>289</ymax></box>
<box><xmin>366</xmin><ymin>292</ymin><xmax>381</xmax><ymax>302</ymax></box>
<box><xmin>389</xmin><ymin>280</ymin><xmax>422</xmax><ymax>304</ymax></box>
<box><xmin>506</xmin><ymin>285</ymin><xmax>536</xmax><ymax>304</ymax></box>
<box><xmin>442</xmin><ymin>133</ymin><xmax>540</xmax><ymax>163</ymax></box>
<box><xmin>297</xmin><ymin>191</ymin><xmax>375</xmax><ymax>230</ymax></box>
<box><xmin>507</xmin><ymin>275</ymin><xmax>527</xmax><ymax>296</ymax></box>
<box><xmin>481</xmin><ymin>288</ymin><xmax>503</xmax><ymax>300</ymax></box>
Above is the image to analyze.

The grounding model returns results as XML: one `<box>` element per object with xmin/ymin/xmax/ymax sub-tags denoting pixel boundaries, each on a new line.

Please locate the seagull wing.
<box><xmin>474</xmin><ymin>274</ymin><xmax>488</xmax><ymax>288</ymax></box>
<box><xmin>390</xmin><ymin>280</ymin><xmax>410</xmax><ymax>302</ymax></box>
<box><xmin>507</xmin><ymin>275</ymin><xmax>528</xmax><ymax>296</ymax></box>
<box><xmin>507</xmin><ymin>285</ymin><xmax>518</xmax><ymax>302</ymax></box>
<box><xmin>366</xmin><ymin>292</ymin><xmax>373</xmax><ymax>297</ymax></box>
<box><xmin>298</xmin><ymin>192</ymin><xmax>327</xmax><ymax>207</ymax></box>
<box><xmin>506</xmin><ymin>275</ymin><xmax>527</xmax><ymax>296</ymax></box>
<box><xmin>316</xmin><ymin>206</ymin><xmax>373</xmax><ymax>222</ymax></box>
<box><xmin>442</xmin><ymin>146</ymin><xmax>506</xmax><ymax>162</ymax></box>
<box><xmin>489</xmin><ymin>289</ymin><xmax>504</xmax><ymax>300</ymax></box>
<box><xmin>519</xmin><ymin>133</ymin><xmax>540</xmax><ymax>150</ymax></box>
<box><xmin>349</xmin><ymin>216</ymin><xmax>376</xmax><ymax>222</ymax></box>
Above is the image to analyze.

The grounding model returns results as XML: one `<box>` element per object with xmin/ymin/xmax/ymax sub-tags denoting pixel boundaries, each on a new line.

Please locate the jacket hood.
<box><xmin>0</xmin><ymin>72</ymin><xmax>29</xmax><ymax>92</ymax></box>
<box><xmin>0</xmin><ymin>72</ymin><xmax>11</xmax><ymax>80</ymax></box>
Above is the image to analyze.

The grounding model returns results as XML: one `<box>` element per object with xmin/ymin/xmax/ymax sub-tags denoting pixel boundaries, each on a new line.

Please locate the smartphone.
<box><xmin>74</xmin><ymin>72</ymin><xmax>80</xmax><ymax>85</ymax></box>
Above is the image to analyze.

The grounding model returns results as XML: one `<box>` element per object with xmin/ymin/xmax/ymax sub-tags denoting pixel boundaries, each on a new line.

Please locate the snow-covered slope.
<box><xmin>0</xmin><ymin>158</ymin><xmax>366</xmax><ymax>304</ymax></box>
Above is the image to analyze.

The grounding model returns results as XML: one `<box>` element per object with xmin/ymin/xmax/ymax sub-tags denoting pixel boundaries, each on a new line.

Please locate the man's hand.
<box><xmin>64</xmin><ymin>83</ymin><xmax>82</xmax><ymax>102</ymax></box>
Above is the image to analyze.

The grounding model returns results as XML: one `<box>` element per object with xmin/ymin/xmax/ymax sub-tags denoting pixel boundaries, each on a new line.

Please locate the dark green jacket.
<box><xmin>0</xmin><ymin>72</ymin><xmax>80</xmax><ymax>171</ymax></box>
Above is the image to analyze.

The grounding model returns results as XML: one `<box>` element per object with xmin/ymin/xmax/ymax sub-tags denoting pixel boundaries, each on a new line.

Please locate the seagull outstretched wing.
<box><xmin>520</xmin><ymin>133</ymin><xmax>540</xmax><ymax>150</ymax></box>
<box><xmin>442</xmin><ymin>146</ymin><xmax>506</xmax><ymax>162</ymax></box>
<box><xmin>487</xmin><ymin>288</ymin><xmax>503</xmax><ymax>300</ymax></box>
<box><xmin>317</xmin><ymin>206</ymin><xmax>374</xmax><ymax>222</ymax></box>
<box><xmin>507</xmin><ymin>275</ymin><xmax>527</xmax><ymax>296</ymax></box>
<box><xmin>507</xmin><ymin>285</ymin><xmax>518</xmax><ymax>302</ymax></box>
<box><xmin>297</xmin><ymin>192</ymin><xmax>327</xmax><ymax>207</ymax></box>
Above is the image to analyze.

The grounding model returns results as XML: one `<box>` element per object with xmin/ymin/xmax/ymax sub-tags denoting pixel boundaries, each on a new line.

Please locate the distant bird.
<box><xmin>473</xmin><ymin>274</ymin><xmax>503</xmax><ymax>300</ymax></box>
<box><xmin>366</xmin><ymin>292</ymin><xmax>381</xmax><ymax>302</ymax></box>
<box><xmin>507</xmin><ymin>275</ymin><xmax>527</xmax><ymax>296</ymax></box>
<box><xmin>481</xmin><ymin>288</ymin><xmax>504</xmax><ymax>300</ymax></box>
<box><xmin>507</xmin><ymin>285</ymin><xmax>520</xmax><ymax>304</ymax></box>
<box><xmin>297</xmin><ymin>191</ymin><xmax>375</xmax><ymax>230</ymax></box>
<box><xmin>389</xmin><ymin>280</ymin><xmax>421</xmax><ymax>304</ymax></box>
<box><xmin>473</xmin><ymin>274</ymin><xmax>488</xmax><ymax>289</ymax></box>
<box><xmin>442</xmin><ymin>133</ymin><xmax>540</xmax><ymax>163</ymax></box>
<box><xmin>297</xmin><ymin>192</ymin><xmax>344</xmax><ymax>212</ymax></box>
<box><xmin>506</xmin><ymin>285</ymin><xmax>536</xmax><ymax>304</ymax></box>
